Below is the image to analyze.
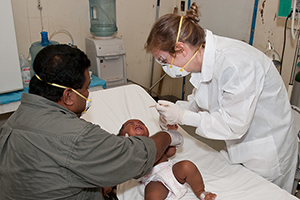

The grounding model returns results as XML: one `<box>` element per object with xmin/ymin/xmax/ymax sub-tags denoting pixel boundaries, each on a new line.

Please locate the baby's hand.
<box><xmin>102</xmin><ymin>187</ymin><xmax>113</xmax><ymax>196</ymax></box>
<box><xmin>167</xmin><ymin>124</ymin><xmax>178</xmax><ymax>130</ymax></box>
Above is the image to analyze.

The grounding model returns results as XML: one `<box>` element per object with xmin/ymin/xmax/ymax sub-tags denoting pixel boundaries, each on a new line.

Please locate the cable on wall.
<box><xmin>281</xmin><ymin>11</ymin><xmax>293</xmax><ymax>75</ymax></box>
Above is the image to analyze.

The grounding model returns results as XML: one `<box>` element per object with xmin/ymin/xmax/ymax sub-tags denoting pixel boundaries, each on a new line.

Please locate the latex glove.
<box><xmin>164</xmin><ymin>129</ymin><xmax>184</xmax><ymax>147</ymax></box>
<box><xmin>159</xmin><ymin>116</ymin><xmax>168</xmax><ymax>130</ymax></box>
<box><xmin>156</xmin><ymin>100</ymin><xmax>188</xmax><ymax>125</ymax></box>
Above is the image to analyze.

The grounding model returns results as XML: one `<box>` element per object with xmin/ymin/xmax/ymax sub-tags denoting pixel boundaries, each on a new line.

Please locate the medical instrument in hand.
<box><xmin>149</xmin><ymin>104</ymin><xmax>169</xmax><ymax>108</ymax></box>
<box><xmin>155</xmin><ymin>100</ymin><xmax>191</xmax><ymax>125</ymax></box>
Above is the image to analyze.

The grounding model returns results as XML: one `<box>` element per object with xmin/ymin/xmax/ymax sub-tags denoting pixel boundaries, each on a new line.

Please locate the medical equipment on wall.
<box><xmin>85</xmin><ymin>37</ymin><xmax>126</xmax><ymax>88</ymax></box>
<box><xmin>29</xmin><ymin>1</ymin><xmax>77</xmax><ymax>77</ymax></box>
<box><xmin>291</xmin><ymin>64</ymin><xmax>300</xmax><ymax>107</ymax></box>
<box><xmin>288</xmin><ymin>30</ymin><xmax>300</xmax><ymax>100</ymax></box>
<box><xmin>29</xmin><ymin>0</ymin><xmax>60</xmax><ymax>65</ymax></box>
<box><xmin>278</xmin><ymin>0</ymin><xmax>300</xmax><ymax>101</ymax></box>
<box><xmin>50</xmin><ymin>29</ymin><xmax>75</xmax><ymax>46</ymax></box>
<box><xmin>265</xmin><ymin>41</ymin><xmax>281</xmax><ymax>69</ymax></box>
<box><xmin>29</xmin><ymin>31</ymin><xmax>59</xmax><ymax>68</ymax></box>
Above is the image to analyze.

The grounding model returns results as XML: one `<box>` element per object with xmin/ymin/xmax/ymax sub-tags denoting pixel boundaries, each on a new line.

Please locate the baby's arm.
<box><xmin>165</xmin><ymin>146</ymin><xmax>176</xmax><ymax>158</ymax></box>
<box><xmin>164</xmin><ymin>124</ymin><xmax>178</xmax><ymax>158</ymax></box>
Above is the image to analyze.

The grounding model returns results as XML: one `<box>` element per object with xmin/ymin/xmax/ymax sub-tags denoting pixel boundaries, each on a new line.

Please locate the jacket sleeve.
<box><xmin>67</xmin><ymin>123</ymin><xmax>156</xmax><ymax>188</ymax></box>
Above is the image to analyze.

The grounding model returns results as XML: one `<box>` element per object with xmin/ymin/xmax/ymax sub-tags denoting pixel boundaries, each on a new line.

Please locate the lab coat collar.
<box><xmin>190</xmin><ymin>29</ymin><xmax>215</xmax><ymax>88</ymax></box>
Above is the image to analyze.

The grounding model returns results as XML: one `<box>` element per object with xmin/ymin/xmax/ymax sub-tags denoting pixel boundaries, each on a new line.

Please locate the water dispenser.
<box><xmin>86</xmin><ymin>0</ymin><xmax>126</xmax><ymax>88</ymax></box>
<box><xmin>86</xmin><ymin>37</ymin><xmax>126</xmax><ymax>88</ymax></box>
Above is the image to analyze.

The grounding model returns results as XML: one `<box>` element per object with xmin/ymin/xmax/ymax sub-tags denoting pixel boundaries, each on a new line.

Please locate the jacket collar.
<box><xmin>21</xmin><ymin>92</ymin><xmax>76</xmax><ymax>117</ymax></box>
<box><xmin>190</xmin><ymin>29</ymin><xmax>215</xmax><ymax>88</ymax></box>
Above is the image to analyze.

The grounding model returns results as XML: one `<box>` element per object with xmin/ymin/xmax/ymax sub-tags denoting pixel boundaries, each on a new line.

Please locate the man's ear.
<box><xmin>61</xmin><ymin>88</ymin><xmax>75</xmax><ymax>106</ymax></box>
<box><xmin>175</xmin><ymin>42</ymin><xmax>187</xmax><ymax>57</ymax></box>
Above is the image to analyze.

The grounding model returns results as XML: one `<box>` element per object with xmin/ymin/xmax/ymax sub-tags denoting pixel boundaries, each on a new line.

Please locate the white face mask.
<box><xmin>84</xmin><ymin>90</ymin><xmax>92</xmax><ymax>113</ymax></box>
<box><xmin>162</xmin><ymin>63</ymin><xmax>190</xmax><ymax>78</ymax></box>
<box><xmin>35</xmin><ymin>74</ymin><xmax>92</xmax><ymax>114</ymax></box>
<box><xmin>35</xmin><ymin>74</ymin><xmax>92</xmax><ymax>116</ymax></box>
<box><xmin>155</xmin><ymin>16</ymin><xmax>202</xmax><ymax>79</ymax></box>
<box><xmin>156</xmin><ymin>45</ymin><xmax>201</xmax><ymax>78</ymax></box>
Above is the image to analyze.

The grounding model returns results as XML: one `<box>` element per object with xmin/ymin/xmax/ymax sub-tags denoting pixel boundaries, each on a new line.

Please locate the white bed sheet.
<box><xmin>82</xmin><ymin>84</ymin><xmax>298</xmax><ymax>200</ymax></box>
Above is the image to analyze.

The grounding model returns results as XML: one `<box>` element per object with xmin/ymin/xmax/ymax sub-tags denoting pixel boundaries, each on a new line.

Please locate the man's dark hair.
<box><xmin>29</xmin><ymin>44</ymin><xmax>90</xmax><ymax>102</ymax></box>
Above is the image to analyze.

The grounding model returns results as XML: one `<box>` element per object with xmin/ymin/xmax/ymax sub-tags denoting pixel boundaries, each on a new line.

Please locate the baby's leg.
<box><xmin>173</xmin><ymin>160</ymin><xmax>216</xmax><ymax>199</ymax></box>
<box><xmin>144</xmin><ymin>181</ymin><xmax>169</xmax><ymax>200</ymax></box>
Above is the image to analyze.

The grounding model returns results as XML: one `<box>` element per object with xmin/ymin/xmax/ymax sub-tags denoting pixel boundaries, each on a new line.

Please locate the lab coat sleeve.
<box><xmin>176</xmin><ymin>88</ymin><xmax>201</xmax><ymax>112</ymax></box>
<box><xmin>183</xmin><ymin>65</ymin><xmax>263</xmax><ymax>140</ymax></box>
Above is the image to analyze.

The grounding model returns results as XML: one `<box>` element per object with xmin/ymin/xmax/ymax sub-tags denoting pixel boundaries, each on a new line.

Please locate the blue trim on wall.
<box><xmin>249</xmin><ymin>0</ymin><xmax>259</xmax><ymax>45</ymax></box>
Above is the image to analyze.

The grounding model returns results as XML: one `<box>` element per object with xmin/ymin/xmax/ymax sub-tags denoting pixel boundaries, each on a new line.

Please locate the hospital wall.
<box><xmin>8</xmin><ymin>0</ymin><xmax>300</xmax><ymax>100</ymax></box>
<box><xmin>10</xmin><ymin>0</ymin><xmax>176</xmax><ymax>98</ymax></box>
<box><xmin>183</xmin><ymin>0</ymin><xmax>300</xmax><ymax>100</ymax></box>
<box><xmin>252</xmin><ymin>0</ymin><xmax>300</xmax><ymax>92</ymax></box>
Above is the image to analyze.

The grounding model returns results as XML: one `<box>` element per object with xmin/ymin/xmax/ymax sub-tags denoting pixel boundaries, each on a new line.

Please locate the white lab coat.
<box><xmin>177</xmin><ymin>30</ymin><xmax>298</xmax><ymax>192</ymax></box>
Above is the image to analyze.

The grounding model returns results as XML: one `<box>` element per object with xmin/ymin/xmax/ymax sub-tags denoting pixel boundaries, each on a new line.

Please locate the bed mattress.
<box><xmin>82</xmin><ymin>84</ymin><xmax>298</xmax><ymax>200</ymax></box>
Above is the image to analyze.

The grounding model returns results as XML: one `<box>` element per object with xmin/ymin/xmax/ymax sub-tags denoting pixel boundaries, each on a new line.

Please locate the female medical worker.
<box><xmin>146</xmin><ymin>3</ymin><xmax>298</xmax><ymax>193</ymax></box>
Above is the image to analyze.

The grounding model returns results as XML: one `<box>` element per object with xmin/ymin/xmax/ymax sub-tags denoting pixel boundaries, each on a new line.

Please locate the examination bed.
<box><xmin>82</xmin><ymin>84</ymin><xmax>298</xmax><ymax>200</ymax></box>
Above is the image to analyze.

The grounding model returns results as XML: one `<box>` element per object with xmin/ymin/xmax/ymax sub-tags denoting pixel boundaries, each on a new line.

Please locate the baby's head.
<box><xmin>118</xmin><ymin>119</ymin><xmax>149</xmax><ymax>137</ymax></box>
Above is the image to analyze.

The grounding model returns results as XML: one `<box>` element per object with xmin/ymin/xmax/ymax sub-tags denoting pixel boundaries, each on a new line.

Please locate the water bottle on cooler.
<box><xmin>89</xmin><ymin>0</ymin><xmax>118</xmax><ymax>38</ymax></box>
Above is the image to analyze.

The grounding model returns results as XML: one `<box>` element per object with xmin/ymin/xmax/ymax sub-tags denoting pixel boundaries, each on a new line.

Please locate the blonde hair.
<box><xmin>145</xmin><ymin>2</ymin><xmax>205</xmax><ymax>54</ymax></box>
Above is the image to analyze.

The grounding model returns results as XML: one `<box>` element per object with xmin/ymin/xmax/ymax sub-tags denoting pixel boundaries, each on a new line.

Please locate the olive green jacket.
<box><xmin>0</xmin><ymin>93</ymin><xmax>156</xmax><ymax>200</ymax></box>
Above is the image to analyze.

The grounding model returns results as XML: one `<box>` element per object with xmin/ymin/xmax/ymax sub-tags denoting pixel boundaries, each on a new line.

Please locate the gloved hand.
<box><xmin>164</xmin><ymin>129</ymin><xmax>184</xmax><ymax>147</ymax></box>
<box><xmin>155</xmin><ymin>100</ymin><xmax>189</xmax><ymax>125</ymax></box>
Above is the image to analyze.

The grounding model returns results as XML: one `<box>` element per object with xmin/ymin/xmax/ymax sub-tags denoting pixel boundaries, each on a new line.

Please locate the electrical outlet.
<box><xmin>176</xmin><ymin>0</ymin><xmax>186</xmax><ymax>15</ymax></box>
<box><xmin>180</xmin><ymin>1</ymin><xmax>185</xmax><ymax>11</ymax></box>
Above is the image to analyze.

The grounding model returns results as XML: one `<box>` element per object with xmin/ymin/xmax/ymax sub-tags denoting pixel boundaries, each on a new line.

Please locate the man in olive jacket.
<box><xmin>0</xmin><ymin>44</ymin><xmax>183</xmax><ymax>200</ymax></box>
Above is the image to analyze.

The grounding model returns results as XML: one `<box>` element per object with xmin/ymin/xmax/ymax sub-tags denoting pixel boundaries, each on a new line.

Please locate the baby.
<box><xmin>118</xmin><ymin>119</ymin><xmax>217</xmax><ymax>200</ymax></box>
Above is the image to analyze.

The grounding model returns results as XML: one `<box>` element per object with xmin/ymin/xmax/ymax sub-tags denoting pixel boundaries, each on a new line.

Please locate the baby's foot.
<box><xmin>199</xmin><ymin>191</ymin><xmax>217</xmax><ymax>200</ymax></box>
<box><xmin>204</xmin><ymin>193</ymin><xmax>217</xmax><ymax>200</ymax></box>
